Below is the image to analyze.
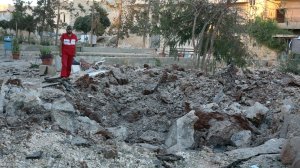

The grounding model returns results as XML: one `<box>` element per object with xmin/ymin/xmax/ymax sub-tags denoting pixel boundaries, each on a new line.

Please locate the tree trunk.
<box><xmin>205</xmin><ymin>11</ymin><xmax>225</xmax><ymax>74</ymax></box>
<box><xmin>116</xmin><ymin>0</ymin><xmax>122</xmax><ymax>48</ymax></box>
<box><xmin>28</xmin><ymin>31</ymin><xmax>31</xmax><ymax>44</ymax></box>
<box><xmin>55</xmin><ymin>1</ymin><xmax>60</xmax><ymax>46</ymax></box>
<box><xmin>196</xmin><ymin>22</ymin><xmax>209</xmax><ymax>68</ymax></box>
<box><xmin>192</xmin><ymin>11</ymin><xmax>200</xmax><ymax>63</ymax></box>
<box><xmin>90</xmin><ymin>0</ymin><xmax>94</xmax><ymax>47</ymax></box>
<box><xmin>201</xmin><ymin>30</ymin><xmax>211</xmax><ymax>69</ymax></box>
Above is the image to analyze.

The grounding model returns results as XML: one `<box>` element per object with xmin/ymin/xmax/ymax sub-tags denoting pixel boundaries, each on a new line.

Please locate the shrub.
<box><xmin>248</xmin><ymin>17</ymin><xmax>293</xmax><ymax>52</ymax></box>
<box><xmin>279</xmin><ymin>53</ymin><xmax>300</xmax><ymax>75</ymax></box>
<box><xmin>12</xmin><ymin>38</ymin><xmax>20</xmax><ymax>54</ymax></box>
<box><xmin>39</xmin><ymin>46</ymin><xmax>53</xmax><ymax>59</ymax></box>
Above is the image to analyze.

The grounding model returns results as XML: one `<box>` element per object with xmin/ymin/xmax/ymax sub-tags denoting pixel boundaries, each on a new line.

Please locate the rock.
<box><xmin>280</xmin><ymin>98</ymin><xmax>295</xmax><ymax>114</ymax></box>
<box><xmin>26</xmin><ymin>151</ymin><xmax>43</xmax><ymax>159</ymax></box>
<box><xmin>194</xmin><ymin>111</ymin><xmax>256</xmax><ymax>146</ymax></box>
<box><xmin>280</xmin><ymin>114</ymin><xmax>300</xmax><ymax>139</ymax></box>
<box><xmin>230</xmin><ymin>130</ymin><xmax>252</xmax><ymax>147</ymax></box>
<box><xmin>226</xmin><ymin>138</ymin><xmax>286</xmax><ymax>160</ymax></box>
<box><xmin>52</xmin><ymin>98</ymin><xmax>75</xmax><ymax>114</ymax></box>
<box><xmin>103</xmin><ymin>148</ymin><xmax>118</xmax><ymax>159</ymax></box>
<box><xmin>107</xmin><ymin>125</ymin><xmax>128</xmax><ymax>141</ymax></box>
<box><xmin>281</xmin><ymin>136</ymin><xmax>300</xmax><ymax>166</ymax></box>
<box><xmin>39</xmin><ymin>65</ymin><xmax>56</xmax><ymax>76</ymax></box>
<box><xmin>159</xmin><ymin>91</ymin><xmax>172</xmax><ymax>104</ymax></box>
<box><xmin>39</xmin><ymin>88</ymin><xmax>65</xmax><ymax>102</ymax></box>
<box><xmin>111</xmin><ymin>67</ymin><xmax>128</xmax><ymax>85</ymax></box>
<box><xmin>213</xmin><ymin>89</ymin><xmax>225</xmax><ymax>104</ymax></box>
<box><xmin>139</xmin><ymin>130</ymin><xmax>166</xmax><ymax>143</ymax></box>
<box><xmin>165</xmin><ymin>110</ymin><xmax>198</xmax><ymax>153</ymax></box>
<box><xmin>71</xmin><ymin>136</ymin><xmax>90</xmax><ymax>147</ymax></box>
<box><xmin>156</xmin><ymin>153</ymin><xmax>184</xmax><ymax>162</ymax></box>
<box><xmin>137</xmin><ymin>143</ymin><xmax>161</xmax><ymax>151</ymax></box>
<box><xmin>76</xmin><ymin>116</ymin><xmax>105</xmax><ymax>135</ymax></box>
<box><xmin>201</xmin><ymin>103</ymin><xmax>219</xmax><ymax>113</ymax></box>
<box><xmin>142</xmin><ymin>84</ymin><xmax>156</xmax><ymax>95</ymax></box>
<box><xmin>0</xmin><ymin>79</ymin><xmax>7</xmax><ymax>114</ymax></box>
<box><xmin>207</xmin><ymin>120</ymin><xmax>240</xmax><ymax>146</ymax></box>
<box><xmin>238</xmin><ymin>154</ymin><xmax>285</xmax><ymax>168</ymax></box>
<box><xmin>51</xmin><ymin>110</ymin><xmax>76</xmax><ymax>133</ymax></box>
<box><xmin>225</xmin><ymin>102</ymin><xmax>243</xmax><ymax>115</ymax></box>
<box><xmin>244</xmin><ymin>102</ymin><xmax>269</xmax><ymax>126</ymax></box>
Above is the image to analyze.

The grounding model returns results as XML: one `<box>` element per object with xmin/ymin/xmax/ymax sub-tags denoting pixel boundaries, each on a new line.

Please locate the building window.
<box><xmin>249</xmin><ymin>0</ymin><xmax>255</xmax><ymax>6</ymax></box>
<box><xmin>276</xmin><ymin>9</ymin><xmax>285</xmax><ymax>23</ymax></box>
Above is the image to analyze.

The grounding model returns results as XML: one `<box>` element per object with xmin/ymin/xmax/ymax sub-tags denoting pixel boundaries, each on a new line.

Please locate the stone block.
<box><xmin>39</xmin><ymin>65</ymin><xmax>57</xmax><ymax>76</ymax></box>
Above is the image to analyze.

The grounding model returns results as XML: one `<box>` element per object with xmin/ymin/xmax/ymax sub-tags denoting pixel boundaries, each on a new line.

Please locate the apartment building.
<box><xmin>0</xmin><ymin>4</ymin><xmax>13</xmax><ymax>21</ymax></box>
<box><xmin>230</xmin><ymin>0</ymin><xmax>300</xmax><ymax>31</ymax></box>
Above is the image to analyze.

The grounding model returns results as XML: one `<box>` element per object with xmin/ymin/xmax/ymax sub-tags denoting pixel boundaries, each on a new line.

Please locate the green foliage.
<box><xmin>279</xmin><ymin>54</ymin><xmax>300</xmax><ymax>75</ymax></box>
<box><xmin>40</xmin><ymin>38</ymin><xmax>51</xmax><ymax>46</ymax></box>
<box><xmin>74</xmin><ymin>3</ymin><xmax>110</xmax><ymax>36</ymax></box>
<box><xmin>39</xmin><ymin>46</ymin><xmax>53</xmax><ymax>59</ymax></box>
<box><xmin>74</xmin><ymin>16</ymin><xmax>91</xmax><ymax>34</ymax></box>
<box><xmin>214</xmin><ymin>36</ymin><xmax>248</xmax><ymax>67</ymax></box>
<box><xmin>247</xmin><ymin>17</ymin><xmax>292</xmax><ymax>51</ymax></box>
<box><xmin>29</xmin><ymin>63</ymin><xmax>39</xmax><ymax>69</ymax></box>
<box><xmin>11</xmin><ymin>0</ymin><xmax>28</xmax><ymax>31</ymax></box>
<box><xmin>33</xmin><ymin>0</ymin><xmax>56</xmax><ymax>34</ymax></box>
<box><xmin>154</xmin><ymin>58</ymin><xmax>162</xmax><ymax>67</ymax></box>
<box><xmin>0</xmin><ymin>20</ymin><xmax>11</xmax><ymax>30</ymax></box>
<box><xmin>12</xmin><ymin>38</ymin><xmax>20</xmax><ymax>54</ymax></box>
<box><xmin>213</xmin><ymin>13</ymin><xmax>249</xmax><ymax>67</ymax></box>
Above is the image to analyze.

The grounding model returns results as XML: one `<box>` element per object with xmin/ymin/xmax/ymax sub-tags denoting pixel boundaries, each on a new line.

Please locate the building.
<box><xmin>229</xmin><ymin>0</ymin><xmax>300</xmax><ymax>32</ymax></box>
<box><xmin>0</xmin><ymin>4</ymin><xmax>13</xmax><ymax>21</ymax></box>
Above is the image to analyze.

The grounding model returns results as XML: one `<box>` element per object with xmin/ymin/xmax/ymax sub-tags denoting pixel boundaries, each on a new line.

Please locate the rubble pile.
<box><xmin>0</xmin><ymin>61</ymin><xmax>299</xmax><ymax>167</ymax></box>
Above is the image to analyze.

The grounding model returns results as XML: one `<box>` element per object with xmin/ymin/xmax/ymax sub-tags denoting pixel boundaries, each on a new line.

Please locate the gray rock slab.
<box><xmin>226</xmin><ymin>138</ymin><xmax>286</xmax><ymax>160</ymax></box>
<box><xmin>52</xmin><ymin>98</ymin><xmax>75</xmax><ymax>114</ymax></box>
<box><xmin>165</xmin><ymin>110</ymin><xmax>198</xmax><ymax>153</ymax></box>
<box><xmin>244</xmin><ymin>102</ymin><xmax>269</xmax><ymax>119</ymax></box>
<box><xmin>51</xmin><ymin>110</ymin><xmax>76</xmax><ymax>133</ymax></box>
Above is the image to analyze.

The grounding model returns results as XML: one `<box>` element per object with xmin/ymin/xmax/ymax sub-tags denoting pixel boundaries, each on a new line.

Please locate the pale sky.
<box><xmin>5</xmin><ymin>0</ymin><xmax>37</xmax><ymax>6</ymax></box>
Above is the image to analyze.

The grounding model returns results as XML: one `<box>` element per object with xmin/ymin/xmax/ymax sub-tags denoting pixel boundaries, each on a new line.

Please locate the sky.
<box><xmin>5</xmin><ymin>0</ymin><xmax>37</xmax><ymax>6</ymax></box>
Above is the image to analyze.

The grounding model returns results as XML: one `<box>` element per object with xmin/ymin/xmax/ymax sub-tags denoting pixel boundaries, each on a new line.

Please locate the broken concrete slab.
<box><xmin>226</xmin><ymin>138</ymin><xmax>286</xmax><ymax>160</ymax></box>
<box><xmin>39</xmin><ymin>65</ymin><xmax>57</xmax><ymax>76</ymax></box>
<box><xmin>165</xmin><ymin>110</ymin><xmax>198</xmax><ymax>153</ymax></box>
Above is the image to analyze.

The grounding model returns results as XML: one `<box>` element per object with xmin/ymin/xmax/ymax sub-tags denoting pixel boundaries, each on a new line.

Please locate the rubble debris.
<box><xmin>0</xmin><ymin>59</ymin><xmax>299</xmax><ymax>167</ymax></box>
<box><xmin>5</xmin><ymin>78</ymin><xmax>22</xmax><ymax>87</ymax></box>
<box><xmin>281</xmin><ymin>136</ymin><xmax>300</xmax><ymax>167</ymax></box>
<box><xmin>25</xmin><ymin>151</ymin><xmax>43</xmax><ymax>159</ymax></box>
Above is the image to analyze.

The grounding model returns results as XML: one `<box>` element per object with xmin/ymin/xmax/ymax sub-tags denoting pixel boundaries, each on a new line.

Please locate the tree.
<box><xmin>11</xmin><ymin>0</ymin><xmax>28</xmax><ymax>37</ymax></box>
<box><xmin>247</xmin><ymin>17</ymin><xmax>292</xmax><ymax>52</ymax></box>
<box><xmin>73</xmin><ymin>4</ymin><xmax>110</xmax><ymax>36</ymax></box>
<box><xmin>153</xmin><ymin>0</ymin><xmax>248</xmax><ymax>72</ymax></box>
<box><xmin>23</xmin><ymin>14</ymin><xmax>36</xmax><ymax>44</ymax></box>
<box><xmin>33</xmin><ymin>0</ymin><xmax>56</xmax><ymax>43</ymax></box>
<box><xmin>74</xmin><ymin>16</ymin><xmax>92</xmax><ymax>34</ymax></box>
<box><xmin>0</xmin><ymin>20</ymin><xmax>11</xmax><ymax>34</ymax></box>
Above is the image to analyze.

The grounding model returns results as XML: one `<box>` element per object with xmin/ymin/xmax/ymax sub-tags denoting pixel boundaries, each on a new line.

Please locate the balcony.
<box><xmin>277</xmin><ymin>21</ymin><xmax>300</xmax><ymax>29</ymax></box>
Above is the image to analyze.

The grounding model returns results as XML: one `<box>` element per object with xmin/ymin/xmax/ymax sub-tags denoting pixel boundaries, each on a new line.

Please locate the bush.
<box><xmin>40</xmin><ymin>39</ymin><xmax>51</xmax><ymax>46</ymax></box>
<box><xmin>39</xmin><ymin>46</ymin><xmax>53</xmax><ymax>59</ymax></box>
<box><xmin>12</xmin><ymin>38</ymin><xmax>20</xmax><ymax>54</ymax></box>
<box><xmin>279</xmin><ymin>54</ymin><xmax>300</xmax><ymax>75</ymax></box>
<box><xmin>248</xmin><ymin>17</ymin><xmax>293</xmax><ymax>52</ymax></box>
